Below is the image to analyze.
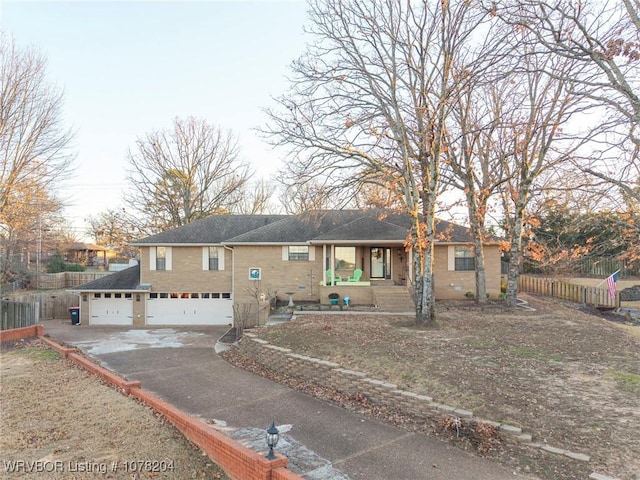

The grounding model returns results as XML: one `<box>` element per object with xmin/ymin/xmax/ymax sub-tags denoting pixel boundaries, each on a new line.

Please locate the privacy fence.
<box><xmin>522</xmin><ymin>256</ymin><xmax>639</xmax><ymax>279</ymax></box>
<box><xmin>9</xmin><ymin>292</ymin><xmax>78</xmax><ymax>320</ymax></box>
<box><xmin>518</xmin><ymin>275</ymin><xmax>619</xmax><ymax>308</ymax></box>
<box><xmin>1</xmin><ymin>301</ymin><xmax>39</xmax><ymax>330</ymax></box>
<box><xmin>30</xmin><ymin>271</ymin><xmax>111</xmax><ymax>290</ymax></box>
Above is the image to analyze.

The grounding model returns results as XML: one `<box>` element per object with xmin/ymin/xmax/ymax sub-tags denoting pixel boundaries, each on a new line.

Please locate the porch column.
<box><xmin>330</xmin><ymin>245</ymin><xmax>336</xmax><ymax>284</ymax></box>
<box><xmin>322</xmin><ymin>244</ymin><xmax>327</xmax><ymax>284</ymax></box>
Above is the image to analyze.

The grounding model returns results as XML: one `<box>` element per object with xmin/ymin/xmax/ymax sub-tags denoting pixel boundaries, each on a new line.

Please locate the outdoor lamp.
<box><xmin>265</xmin><ymin>422</ymin><xmax>280</xmax><ymax>460</ymax></box>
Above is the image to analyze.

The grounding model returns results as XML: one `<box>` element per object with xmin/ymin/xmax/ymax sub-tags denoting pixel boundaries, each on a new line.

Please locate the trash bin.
<box><xmin>69</xmin><ymin>307</ymin><xmax>80</xmax><ymax>325</ymax></box>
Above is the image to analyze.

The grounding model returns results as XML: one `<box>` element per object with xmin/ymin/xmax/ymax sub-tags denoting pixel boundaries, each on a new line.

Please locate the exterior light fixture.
<box><xmin>136</xmin><ymin>294</ymin><xmax>141</xmax><ymax>302</ymax></box>
<box><xmin>265</xmin><ymin>422</ymin><xmax>279</xmax><ymax>460</ymax></box>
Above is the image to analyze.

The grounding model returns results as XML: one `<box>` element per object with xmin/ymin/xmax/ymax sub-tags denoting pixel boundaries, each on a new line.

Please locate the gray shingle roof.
<box><xmin>226</xmin><ymin>210</ymin><xmax>365</xmax><ymax>243</ymax></box>
<box><xmin>312</xmin><ymin>215</ymin><xmax>410</xmax><ymax>242</ymax></box>
<box><xmin>71</xmin><ymin>265</ymin><xmax>141</xmax><ymax>291</ymax></box>
<box><xmin>133</xmin><ymin>215</ymin><xmax>288</xmax><ymax>244</ymax></box>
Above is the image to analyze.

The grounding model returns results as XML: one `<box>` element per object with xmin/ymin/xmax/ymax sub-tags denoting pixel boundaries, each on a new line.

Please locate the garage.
<box><xmin>146</xmin><ymin>293</ymin><xmax>233</xmax><ymax>326</ymax></box>
<box><xmin>89</xmin><ymin>293</ymin><xmax>133</xmax><ymax>325</ymax></box>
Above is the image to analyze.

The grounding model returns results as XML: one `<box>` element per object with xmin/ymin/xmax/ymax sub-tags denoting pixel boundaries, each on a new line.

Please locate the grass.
<box><xmin>606</xmin><ymin>369</ymin><xmax>640</xmax><ymax>394</ymax></box>
<box><xmin>14</xmin><ymin>346</ymin><xmax>60</xmax><ymax>360</ymax></box>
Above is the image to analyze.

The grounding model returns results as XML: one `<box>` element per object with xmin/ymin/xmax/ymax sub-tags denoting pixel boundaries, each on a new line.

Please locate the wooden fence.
<box><xmin>9</xmin><ymin>292</ymin><xmax>78</xmax><ymax>320</ymax></box>
<box><xmin>518</xmin><ymin>275</ymin><xmax>619</xmax><ymax>308</ymax></box>
<box><xmin>31</xmin><ymin>271</ymin><xmax>112</xmax><ymax>290</ymax></box>
<box><xmin>1</xmin><ymin>301</ymin><xmax>39</xmax><ymax>330</ymax></box>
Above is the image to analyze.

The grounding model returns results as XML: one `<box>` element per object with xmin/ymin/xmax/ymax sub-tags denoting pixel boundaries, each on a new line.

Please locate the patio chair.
<box><xmin>347</xmin><ymin>268</ymin><xmax>363</xmax><ymax>282</ymax></box>
<box><xmin>326</xmin><ymin>269</ymin><xmax>338</xmax><ymax>285</ymax></box>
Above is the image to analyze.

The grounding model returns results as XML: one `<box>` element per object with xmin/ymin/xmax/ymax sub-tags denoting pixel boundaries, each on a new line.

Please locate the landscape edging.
<box><xmin>238</xmin><ymin>331</ymin><xmax>608</xmax><ymax>473</ymax></box>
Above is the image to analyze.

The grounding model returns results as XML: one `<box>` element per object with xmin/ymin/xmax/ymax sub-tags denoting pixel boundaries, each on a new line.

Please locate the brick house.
<box><xmin>71</xmin><ymin>210</ymin><xmax>502</xmax><ymax>326</ymax></box>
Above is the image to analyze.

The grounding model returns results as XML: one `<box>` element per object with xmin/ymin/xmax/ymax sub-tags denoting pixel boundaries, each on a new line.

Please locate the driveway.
<box><xmin>42</xmin><ymin>320</ymin><xmax>539</xmax><ymax>480</ymax></box>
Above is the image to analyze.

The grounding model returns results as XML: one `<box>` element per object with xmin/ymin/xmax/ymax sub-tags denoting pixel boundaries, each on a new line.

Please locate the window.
<box><xmin>288</xmin><ymin>245</ymin><xmax>309</xmax><ymax>261</ymax></box>
<box><xmin>454</xmin><ymin>246</ymin><xmax>475</xmax><ymax>271</ymax></box>
<box><xmin>208</xmin><ymin>247</ymin><xmax>219</xmax><ymax>270</ymax></box>
<box><xmin>335</xmin><ymin>247</ymin><xmax>356</xmax><ymax>270</ymax></box>
<box><xmin>156</xmin><ymin>247</ymin><xmax>166</xmax><ymax>270</ymax></box>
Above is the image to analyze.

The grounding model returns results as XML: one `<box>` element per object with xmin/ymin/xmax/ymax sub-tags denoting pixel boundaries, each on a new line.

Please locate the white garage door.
<box><xmin>146</xmin><ymin>294</ymin><xmax>233</xmax><ymax>326</ymax></box>
<box><xmin>90</xmin><ymin>293</ymin><xmax>133</xmax><ymax>325</ymax></box>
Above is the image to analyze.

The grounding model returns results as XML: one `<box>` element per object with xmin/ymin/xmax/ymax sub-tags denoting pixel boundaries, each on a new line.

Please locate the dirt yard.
<box><xmin>245</xmin><ymin>294</ymin><xmax>640</xmax><ymax>480</ymax></box>
<box><xmin>0</xmin><ymin>340</ymin><xmax>228</xmax><ymax>480</ymax></box>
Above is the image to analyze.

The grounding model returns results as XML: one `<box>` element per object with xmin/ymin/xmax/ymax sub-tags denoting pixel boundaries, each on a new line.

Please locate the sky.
<box><xmin>1</xmin><ymin>0</ymin><xmax>310</xmax><ymax>241</ymax></box>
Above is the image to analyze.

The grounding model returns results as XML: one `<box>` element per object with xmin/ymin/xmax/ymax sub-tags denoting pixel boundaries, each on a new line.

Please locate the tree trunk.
<box><xmin>413</xmin><ymin>248</ymin><xmax>436</xmax><ymax>326</ymax></box>
<box><xmin>474</xmin><ymin>243</ymin><xmax>488</xmax><ymax>305</ymax></box>
<box><xmin>506</xmin><ymin>210</ymin><xmax>525</xmax><ymax>307</ymax></box>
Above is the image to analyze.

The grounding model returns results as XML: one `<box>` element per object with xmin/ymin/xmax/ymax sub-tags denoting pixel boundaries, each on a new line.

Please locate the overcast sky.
<box><xmin>1</xmin><ymin>0</ymin><xmax>309</xmax><ymax>241</ymax></box>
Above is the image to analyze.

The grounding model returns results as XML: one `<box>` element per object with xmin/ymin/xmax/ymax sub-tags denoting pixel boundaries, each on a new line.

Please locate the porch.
<box><xmin>318</xmin><ymin>244</ymin><xmax>410</xmax><ymax>289</ymax></box>
<box><xmin>318</xmin><ymin>284</ymin><xmax>414</xmax><ymax>312</ymax></box>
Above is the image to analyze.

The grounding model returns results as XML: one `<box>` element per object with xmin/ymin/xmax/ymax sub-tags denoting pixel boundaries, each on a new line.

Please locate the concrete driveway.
<box><xmin>43</xmin><ymin>319</ymin><xmax>539</xmax><ymax>480</ymax></box>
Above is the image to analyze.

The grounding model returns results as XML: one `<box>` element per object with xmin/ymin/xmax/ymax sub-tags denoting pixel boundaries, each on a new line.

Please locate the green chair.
<box><xmin>347</xmin><ymin>268</ymin><xmax>363</xmax><ymax>282</ymax></box>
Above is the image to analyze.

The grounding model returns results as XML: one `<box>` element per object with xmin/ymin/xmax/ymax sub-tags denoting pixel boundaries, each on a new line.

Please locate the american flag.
<box><xmin>606</xmin><ymin>270</ymin><xmax>620</xmax><ymax>299</ymax></box>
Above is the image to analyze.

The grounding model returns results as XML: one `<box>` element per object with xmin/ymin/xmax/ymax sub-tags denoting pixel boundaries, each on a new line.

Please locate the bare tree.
<box><xmin>0</xmin><ymin>35</ymin><xmax>74</xmax><ymax>214</ymax></box>
<box><xmin>0</xmin><ymin>35</ymin><xmax>74</xmax><ymax>285</ymax></box>
<box><xmin>86</xmin><ymin>209</ymin><xmax>142</xmax><ymax>259</ymax></box>
<box><xmin>493</xmin><ymin>0</ymin><xmax>640</xmax><ymax>201</ymax></box>
<box><xmin>444</xmin><ymin>78</ymin><xmax>512</xmax><ymax>304</ymax></box>
<box><xmin>263</xmin><ymin>0</ymin><xmax>501</xmax><ymax>325</ymax></box>
<box><xmin>232</xmin><ymin>179</ymin><xmax>273</xmax><ymax>215</ymax></box>
<box><xmin>493</xmin><ymin>47</ymin><xmax>589</xmax><ymax>305</ymax></box>
<box><xmin>0</xmin><ymin>180</ymin><xmax>63</xmax><ymax>284</ymax></box>
<box><xmin>125</xmin><ymin>117</ymin><xmax>252</xmax><ymax>232</ymax></box>
<box><xmin>276</xmin><ymin>175</ymin><xmax>342</xmax><ymax>214</ymax></box>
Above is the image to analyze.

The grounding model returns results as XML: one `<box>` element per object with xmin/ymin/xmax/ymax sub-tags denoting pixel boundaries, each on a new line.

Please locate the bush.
<box><xmin>46</xmin><ymin>254</ymin><xmax>85</xmax><ymax>273</ymax></box>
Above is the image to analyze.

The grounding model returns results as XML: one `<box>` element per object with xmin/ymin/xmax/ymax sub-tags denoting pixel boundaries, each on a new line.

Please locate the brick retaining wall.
<box><xmin>3</xmin><ymin>327</ymin><xmax>301</xmax><ymax>480</ymax></box>
<box><xmin>0</xmin><ymin>324</ymin><xmax>43</xmax><ymax>344</ymax></box>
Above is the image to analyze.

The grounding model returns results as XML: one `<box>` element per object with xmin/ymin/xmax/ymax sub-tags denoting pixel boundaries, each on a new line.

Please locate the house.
<box><xmin>70</xmin><ymin>210</ymin><xmax>502</xmax><ymax>326</ymax></box>
<box><xmin>64</xmin><ymin>242</ymin><xmax>113</xmax><ymax>269</ymax></box>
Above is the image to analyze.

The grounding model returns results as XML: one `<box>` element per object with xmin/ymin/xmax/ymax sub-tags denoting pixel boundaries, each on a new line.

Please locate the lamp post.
<box><xmin>265</xmin><ymin>422</ymin><xmax>279</xmax><ymax>460</ymax></box>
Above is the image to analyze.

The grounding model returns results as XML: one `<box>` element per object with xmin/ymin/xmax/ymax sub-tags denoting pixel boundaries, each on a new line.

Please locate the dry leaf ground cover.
<box><xmin>250</xmin><ymin>294</ymin><xmax>640</xmax><ymax>480</ymax></box>
<box><xmin>0</xmin><ymin>340</ymin><xmax>228</xmax><ymax>480</ymax></box>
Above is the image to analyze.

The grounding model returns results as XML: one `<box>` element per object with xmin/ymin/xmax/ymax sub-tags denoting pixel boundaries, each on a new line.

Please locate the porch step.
<box><xmin>373</xmin><ymin>286</ymin><xmax>414</xmax><ymax>313</ymax></box>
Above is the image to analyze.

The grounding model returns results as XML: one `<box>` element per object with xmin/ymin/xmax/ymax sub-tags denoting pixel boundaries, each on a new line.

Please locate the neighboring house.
<box><xmin>70</xmin><ymin>210</ymin><xmax>502</xmax><ymax>326</ymax></box>
<box><xmin>65</xmin><ymin>242</ymin><xmax>113</xmax><ymax>269</ymax></box>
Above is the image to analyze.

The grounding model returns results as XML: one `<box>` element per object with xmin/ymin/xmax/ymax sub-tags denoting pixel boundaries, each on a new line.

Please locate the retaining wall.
<box><xmin>3</xmin><ymin>327</ymin><xmax>301</xmax><ymax>480</ymax></box>
<box><xmin>237</xmin><ymin>332</ymin><xmax>598</xmax><ymax>468</ymax></box>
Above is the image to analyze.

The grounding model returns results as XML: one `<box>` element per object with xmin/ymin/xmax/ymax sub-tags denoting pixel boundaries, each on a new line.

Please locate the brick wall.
<box><xmin>433</xmin><ymin>245</ymin><xmax>502</xmax><ymax>299</ymax></box>
<box><xmin>0</xmin><ymin>325</ymin><xmax>43</xmax><ymax>343</ymax></box>
<box><xmin>35</xmin><ymin>333</ymin><xmax>304</xmax><ymax>480</ymax></box>
<box><xmin>140</xmin><ymin>246</ymin><xmax>234</xmax><ymax>293</ymax></box>
<box><xmin>233</xmin><ymin>245</ymin><xmax>324</xmax><ymax>305</ymax></box>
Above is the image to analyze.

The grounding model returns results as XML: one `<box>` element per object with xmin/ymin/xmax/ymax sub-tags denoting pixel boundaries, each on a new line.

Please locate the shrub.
<box><xmin>47</xmin><ymin>254</ymin><xmax>85</xmax><ymax>273</ymax></box>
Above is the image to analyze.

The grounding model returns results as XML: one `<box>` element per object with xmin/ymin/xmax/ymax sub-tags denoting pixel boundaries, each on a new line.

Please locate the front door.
<box><xmin>370</xmin><ymin>247</ymin><xmax>391</xmax><ymax>279</ymax></box>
